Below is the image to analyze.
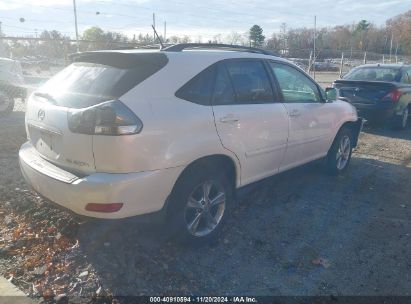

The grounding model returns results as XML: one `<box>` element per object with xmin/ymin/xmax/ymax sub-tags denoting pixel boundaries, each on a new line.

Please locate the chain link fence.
<box><xmin>1</xmin><ymin>37</ymin><xmax>411</xmax><ymax>114</ymax></box>
<box><xmin>280</xmin><ymin>48</ymin><xmax>411</xmax><ymax>87</ymax></box>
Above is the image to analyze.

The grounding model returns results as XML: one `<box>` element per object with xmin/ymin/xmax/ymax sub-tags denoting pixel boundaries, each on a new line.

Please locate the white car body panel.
<box><xmin>212</xmin><ymin>103</ymin><xmax>289</xmax><ymax>185</ymax></box>
<box><xmin>280</xmin><ymin>100</ymin><xmax>357</xmax><ymax>172</ymax></box>
<box><xmin>25</xmin><ymin>96</ymin><xmax>96</xmax><ymax>175</ymax></box>
<box><xmin>20</xmin><ymin>141</ymin><xmax>184</xmax><ymax>218</ymax></box>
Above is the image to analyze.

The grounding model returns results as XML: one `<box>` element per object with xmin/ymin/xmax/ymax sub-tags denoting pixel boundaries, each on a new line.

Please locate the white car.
<box><xmin>19</xmin><ymin>44</ymin><xmax>362</xmax><ymax>243</ymax></box>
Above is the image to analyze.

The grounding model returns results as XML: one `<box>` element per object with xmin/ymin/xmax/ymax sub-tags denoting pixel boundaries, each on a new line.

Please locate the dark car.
<box><xmin>332</xmin><ymin>64</ymin><xmax>411</xmax><ymax>129</ymax></box>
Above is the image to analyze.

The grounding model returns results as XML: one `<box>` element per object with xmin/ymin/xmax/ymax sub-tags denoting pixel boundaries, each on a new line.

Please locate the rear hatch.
<box><xmin>25</xmin><ymin>51</ymin><xmax>168</xmax><ymax>175</ymax></box>
<box><xmin>334</xmin><ymin>80</ymin><xmax>396</xmax><ymax>105</ymax></box>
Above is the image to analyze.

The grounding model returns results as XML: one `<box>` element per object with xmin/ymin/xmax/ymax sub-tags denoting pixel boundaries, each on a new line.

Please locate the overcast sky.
<box><xmin>0</xmin><ymin>0</ymin><xmax>410</xmax><ymax>40</ymax></box>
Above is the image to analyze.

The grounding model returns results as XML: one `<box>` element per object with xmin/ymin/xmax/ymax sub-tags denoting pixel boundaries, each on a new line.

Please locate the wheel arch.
<box><xmin>336</xmin><ymin>119</ymin><xmax>363</xmax><ymax>148</ymax></box>
<box><xmin>165</xmin><ymin>154</ymin><xmax>238</xmax><ymax>214</ymax></box>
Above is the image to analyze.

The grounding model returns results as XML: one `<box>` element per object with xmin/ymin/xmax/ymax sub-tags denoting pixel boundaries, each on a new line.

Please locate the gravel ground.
<box><xmin>0</xmin><ymin>102</ymin><xmax>410</xmax><ymax>302</ymax></box>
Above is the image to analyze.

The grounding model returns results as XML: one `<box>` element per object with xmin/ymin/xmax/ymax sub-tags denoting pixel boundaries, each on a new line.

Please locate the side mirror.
<box><xmin>325</xmin><ymin>87</ymin><xmax>337</xmax><ymax>101</ymax></box>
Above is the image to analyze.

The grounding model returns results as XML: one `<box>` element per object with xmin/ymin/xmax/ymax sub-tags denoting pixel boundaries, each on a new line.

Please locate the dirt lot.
<box><xmin>0</xmin><ymin>102</ymin><xmax>410</xmax><ymax>302</ymax></box>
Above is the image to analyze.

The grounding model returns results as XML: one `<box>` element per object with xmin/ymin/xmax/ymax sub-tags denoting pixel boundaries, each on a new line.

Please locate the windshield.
<box><xmin>343</xmin><ymin>66</ymin><xmax>401</xmax><ymax>82</ymax></box>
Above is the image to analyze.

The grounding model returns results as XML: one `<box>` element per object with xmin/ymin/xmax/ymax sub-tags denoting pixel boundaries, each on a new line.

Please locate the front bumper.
<box><xmin>19</xmin><ymin>141</ymin><xmax>184</xmax><ymax>219</ymax></box>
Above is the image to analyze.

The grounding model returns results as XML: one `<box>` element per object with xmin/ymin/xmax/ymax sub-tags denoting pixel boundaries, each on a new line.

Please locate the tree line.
<box><xmin>1</xmin><ymin>9</ymin><xmax>410</xmax><ymax>60</ymax></box>
<box><xmin>252</xmin><ymin>10</ymin><xmax>411</xmax><ymax>57</ymax></box>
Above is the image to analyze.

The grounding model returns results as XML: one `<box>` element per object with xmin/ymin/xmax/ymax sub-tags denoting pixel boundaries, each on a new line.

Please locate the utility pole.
<box><xmin>164</xmin><ymin>21</ymin><xmax>166</xmax><ymax>42</ymax></box>
<box><xmin>0</xmin><ymin>22</ymin><xmax>3</xmax><ymax>57</ymax></box>
<box><xmin>152</xmin><ymin>13</ymin><xmax>156</xmax><ymax>43</ymax></box>
<box><xmin>395</xmin><ymin>41</ymin><xmax>399</xmax><ymax>63</ymax></box>
<box><xmin>73</xmin><ymin>0</ymin><xmax>79</xmax><ymax>52</ymax></box>
<box><xmin>307</xmin><ymin>51</ymin><xmax>312</xmax><ymax>74</ymax></box>
<box><xmin>313</xmin><ymin>15</ymin><xmax>316</xmax><ymax>79</ymax></box>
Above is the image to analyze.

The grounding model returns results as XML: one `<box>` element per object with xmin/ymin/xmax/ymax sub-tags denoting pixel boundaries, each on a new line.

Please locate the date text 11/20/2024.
<box><xmin>149</xmin><ymin>297</ymin><xmax>258</xmax><ymax>303</ymax></box>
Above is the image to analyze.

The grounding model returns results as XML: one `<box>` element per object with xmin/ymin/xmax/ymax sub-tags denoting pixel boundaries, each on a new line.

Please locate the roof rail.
<box><xmin>161</xmin><ymin>43</ymin><xmax>277</xmax><ymax>56</ymax></box>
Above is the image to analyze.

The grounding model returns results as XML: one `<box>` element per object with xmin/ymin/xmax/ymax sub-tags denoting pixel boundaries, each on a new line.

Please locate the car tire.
<box><xmin>167</xmin><ymin>166</ymin><xmax>233</xmax><ymax>246</ymax></box>
<box><xmin>326</xmin><ymin>127</ymin><xmax>353</xmax><ymax>175</ymax></box>
<box><xmin>392</xmin><ymin>107</ymin><xmax>408</xmax><ymax>130</ymax></box>
<box><xmin>0</xmin><ymin>93</ymin><xmax>14</xmax><ymax>117</ymax></box>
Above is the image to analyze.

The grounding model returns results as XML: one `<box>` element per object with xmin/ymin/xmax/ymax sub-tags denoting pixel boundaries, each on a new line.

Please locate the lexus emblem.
<box><xmin>38</xmin><ymin>109</ymin><xmax>45</xmax><ymax>121</ymax></box>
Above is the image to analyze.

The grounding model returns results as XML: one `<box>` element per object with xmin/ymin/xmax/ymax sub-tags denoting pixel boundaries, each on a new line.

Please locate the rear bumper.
<box><xmin>19</xmin><ymin>141</ymin><xmax>183</xmax><ymax>219</ymax></box>
<box><xmin>351</xmin><ymin>103</ymin><xmax>395</xmax><ymax>121</ymax></box>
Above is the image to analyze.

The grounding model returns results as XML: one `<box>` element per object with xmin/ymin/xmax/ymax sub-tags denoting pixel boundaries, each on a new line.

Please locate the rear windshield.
<box><xmin>344</xmin><ymin>66</ymin><xmax>401</xmax><ymax>82</ymax></box>
<box><xmin>37</xmin><ymin>52</ymin><xmax>168</xmax><ymax>109</ymax></box>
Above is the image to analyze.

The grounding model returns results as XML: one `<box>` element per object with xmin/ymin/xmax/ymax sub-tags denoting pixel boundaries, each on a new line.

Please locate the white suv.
<box><xmin>19</xmin><ymin>44</ymin><xmax>362</xmax><ymax>243</ymax></box>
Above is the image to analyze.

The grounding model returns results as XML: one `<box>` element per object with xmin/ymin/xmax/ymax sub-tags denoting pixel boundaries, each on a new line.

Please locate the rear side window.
<box><xmin>175</xmin><ymin>59</ymin><xmax>275</xmax><ymax>106</ymax></box>
<box><xmin>225</xmin><ymin>59</ymin><xmax>274</xmax><ymax>104</ymax></box>
<box><xmin>38</xmin><ymin>52</ymin><xmax>168</xmax><ymax>109</ymax></box>
<box><xmin>213</xmin><ymin>64</ymin><xmax>236</xmax><ymax>105</ymax></box>
<box><xmin>175</xmin><ymin>65</ymin><xmax>215</xmax><ymax>105</ymax></box>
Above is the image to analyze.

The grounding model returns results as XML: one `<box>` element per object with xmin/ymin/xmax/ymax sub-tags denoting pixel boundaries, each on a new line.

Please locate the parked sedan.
<box><xmin>333</xmin><ymin>64</ymin><xmax>411</xmax><ymax>129</ymax></box>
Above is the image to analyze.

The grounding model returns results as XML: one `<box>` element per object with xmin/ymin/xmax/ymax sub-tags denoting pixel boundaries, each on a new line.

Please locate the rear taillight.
<box><xmin>382</xmin><ymin>89</ymin><xmax>401</xmax><ymax>103</ymax></box>
<box><xmin>67</xmin><ymin>100</ymin><xmax>143</xmax><ymax>135</ymax></box>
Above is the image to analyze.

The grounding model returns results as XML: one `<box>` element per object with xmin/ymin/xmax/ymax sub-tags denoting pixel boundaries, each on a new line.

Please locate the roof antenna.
<box><xmin>151</xmin><ymin>25</ymin><xmax>164</xmax><ymax>49</ymax></box>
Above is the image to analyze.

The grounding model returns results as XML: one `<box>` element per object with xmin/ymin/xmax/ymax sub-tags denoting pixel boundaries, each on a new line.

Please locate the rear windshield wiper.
<box><xmin>34</xmin><ymin>92</ymin><xmax>57</xmax><ymax>105</ymax></box>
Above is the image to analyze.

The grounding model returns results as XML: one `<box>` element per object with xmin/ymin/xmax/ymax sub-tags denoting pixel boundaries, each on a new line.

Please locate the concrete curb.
<box><xmin>0</xmin><ymin>277</ymin><xmax>37</xmax><ymax>304</ymax></box>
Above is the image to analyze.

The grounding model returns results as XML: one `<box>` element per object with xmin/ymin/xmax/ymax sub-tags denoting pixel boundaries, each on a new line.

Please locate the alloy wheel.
<box><xmin>336</xmin><ymin>135</ymin><xmax>351</xmax><ymax>170</ymax></box>
<box><xmin>184</xmin><ymin>180</ymin><xmax>226</xmax><ymax>237</ymax></box>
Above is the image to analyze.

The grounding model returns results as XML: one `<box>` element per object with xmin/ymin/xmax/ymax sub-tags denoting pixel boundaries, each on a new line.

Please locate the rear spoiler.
<box><xmin>68</xmin><ymin>52</ymin><xmax>168</xmax><ymax>69</ymax></box>
<box><xmin>334</xmin><ymin>79</ymin><xmax>397</xmax><ymax>86</ymax></box>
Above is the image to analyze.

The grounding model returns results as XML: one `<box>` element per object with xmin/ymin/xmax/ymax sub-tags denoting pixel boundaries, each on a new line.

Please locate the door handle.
<box><xmin>289</xmin><ymin>109</ymin><xmax>301</xmax><ymax>117</ymax></box>
<box><xmin>220</xmin><ymin>115</ymin><xmax>239</xmax><ymax>123</ymax></box>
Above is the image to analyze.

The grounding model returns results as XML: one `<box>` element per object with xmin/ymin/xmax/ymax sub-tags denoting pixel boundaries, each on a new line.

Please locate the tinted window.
<box><xmin>269</xmin><ymin>62</ymin><xmax>321</xmax><ymax>103</ymax></box>
<box><xmin>39</xmin><ymin>53</ymin><xmax>168</xmax><ymax>109</ymax></box>
<box><xmin>225</xmin><ymin>60</ymin><xmax>274</xmax><ymax>104</ymax></box>
<box><xmin>212</xmin><ymin>64</ymin><xmax>236</xmax><ymax>105</ymax></box>
<box><xmin>344</xmin><ymin>66</ymin><xmax>401</xmax><ymax>82</ymax></box>
<box><xmin>175</xmin><ymin>65</ymin><xmax>215</xmax><ymax>105</ymax></box>
<box><xmin>401</xmin><ymin>70</ymin><xmax>411</xmax><ymax>84</ymax></box>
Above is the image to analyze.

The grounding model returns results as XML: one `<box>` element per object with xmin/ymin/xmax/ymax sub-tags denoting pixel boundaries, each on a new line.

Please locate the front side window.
<box><xmin>224</xmin><ymin>59</ymin><xmax>274</xmax><ymax>104</ymax></box>
<box><xmin>269</xmin><ymin>62</ymin><xmax>321</xmax><ymax>103</ymax></box>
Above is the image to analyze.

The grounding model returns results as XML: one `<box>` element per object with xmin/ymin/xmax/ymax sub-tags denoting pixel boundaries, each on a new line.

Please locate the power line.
<box><xmin>0</xmin><ymin>36</ymin><xmax>136</xmax><ymax>44</ymax></box>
